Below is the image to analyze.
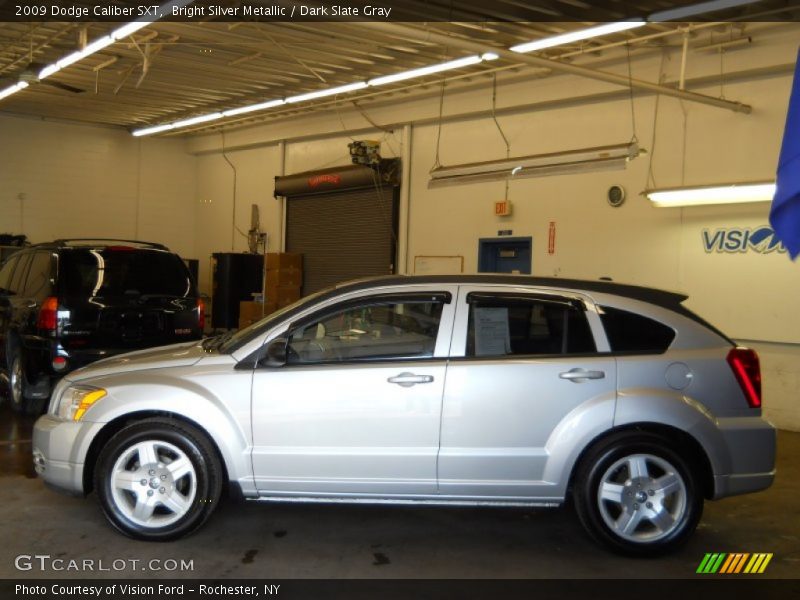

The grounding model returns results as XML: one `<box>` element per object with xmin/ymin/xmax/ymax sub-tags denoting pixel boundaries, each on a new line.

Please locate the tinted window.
<box><xmin>0</xmin><ymin>256</ymin><xmax>18</xmax><ymax>293</ymax></box>
<box><xmin>287</xmin><ymin>299</ymin><xmax>444</xmax><ymax>364</ymax></box>
<box><xmin>467</xmin><ymin>295</ymin><xmax>596</xmax><ymax>357</ymax></box>
<box><xmin>599</xmin><ymin>306</ymin><xmax>676</xmax><ymax>353</ymax></box>
<box><xmin>9</xmin><ymin>253</ymin><xmax>32</xmax><ymax>294</ymax></box>
<box><xmin>23</xmin><ymin>252</ymin><xmax>53</xmax><ymax>298</ymax></box>
<box><xmin>59</xmin><ymin>249</ymin><xmax>194</xmax><ymax>298</ymax></box>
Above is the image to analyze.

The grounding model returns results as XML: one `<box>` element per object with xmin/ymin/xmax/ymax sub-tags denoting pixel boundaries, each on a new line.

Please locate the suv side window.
<box><xmin>286</xmin><ymin>296</ymin><xmax>446</xmax><ymax>364</ymax></box>
<box><xmin>466</xmin><ymin>294</ymin><xmax>596</xmax><ymax>357</ymax></box>
<box><xmin>8</xmin><ymin>253</ymin><xmax>32</xmax><ymax>295</ymax></box>
<box><xmin>23</xmin><ymin>252</ymin><xmax>53</xmax><ymax>299</ymax></box>
<box><xmin>0</xmin><ymin>256</ymin><xmax>18</xmax><ymax>293</ymax></box>
<box><xmin>598</xmin><ymin>305</ymin><xmax>676</xmax><ymax>353</ymax></box>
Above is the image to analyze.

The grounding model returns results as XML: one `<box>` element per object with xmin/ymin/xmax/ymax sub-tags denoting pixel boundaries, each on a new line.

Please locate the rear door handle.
<box><xmin>388</xmin><ymin>372</ymin><xmax>434</xmax><ymax>387</ymax></box>
<box><xmin>559</xmin><ymin>368</ymin><xmax>605</xmax><ymax>382</ymax></box>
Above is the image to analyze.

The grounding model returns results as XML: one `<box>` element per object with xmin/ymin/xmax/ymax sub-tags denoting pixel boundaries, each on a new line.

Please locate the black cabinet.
<box><xmin>211</xmin><ymin>253</ymin><xmax>263</xmax><ymax>329</ymax></box>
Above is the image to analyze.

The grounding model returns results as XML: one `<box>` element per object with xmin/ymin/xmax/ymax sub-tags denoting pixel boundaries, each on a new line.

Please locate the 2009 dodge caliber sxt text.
<box><xmin>33</xmin><ymin>275</ymin><xmax>776</xmax><ymax>554</ymax></box>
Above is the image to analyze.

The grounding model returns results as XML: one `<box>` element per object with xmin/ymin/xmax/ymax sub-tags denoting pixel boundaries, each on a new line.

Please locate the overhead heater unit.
<box><xmin>428</xmin><ymin>142</ymin><xmax>642</xmax><ymax>188</ymax></box>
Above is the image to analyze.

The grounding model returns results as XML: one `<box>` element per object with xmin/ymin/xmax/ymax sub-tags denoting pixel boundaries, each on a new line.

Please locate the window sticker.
<box><xmin>473</xmin><ymin>307</ymin><xmax>511</xmax><ymax>356</ymax></box>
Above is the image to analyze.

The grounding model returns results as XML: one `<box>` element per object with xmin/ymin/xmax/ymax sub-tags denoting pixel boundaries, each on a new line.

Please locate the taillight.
<box><xmin>197</xmin><ymin>298</ymin><xmax>205</xmax><ymax>331</ymax></box>
<box><xmin>37</xmin><ymin>296</ymin><xmax>59</xmax><ymax>331</ymax></box>
<box><xmin>726</xmin><ymin>347</ymin><xmax>762</xmax><ymax>408</ymax></box>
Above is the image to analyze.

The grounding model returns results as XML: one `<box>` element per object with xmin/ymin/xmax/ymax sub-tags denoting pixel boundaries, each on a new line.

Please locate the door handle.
<box><xmin>387</xmin><ymin>372</ymin><xmax>434</xmax><ymax>387</ymax></box>
<box><xmin>559</xmin><ymin>368</ymin><xmax>605</xmax><ymax>382</ymax></box>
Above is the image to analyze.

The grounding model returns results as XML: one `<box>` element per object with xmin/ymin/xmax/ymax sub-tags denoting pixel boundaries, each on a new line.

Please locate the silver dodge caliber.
<box><xmin>33</xmin><ymin>275</ymin><xmax>776</xmax><ymax>554</ymax></box>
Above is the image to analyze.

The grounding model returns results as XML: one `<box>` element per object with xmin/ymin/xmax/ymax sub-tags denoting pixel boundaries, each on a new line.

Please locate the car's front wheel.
<box><xmin>95</xmin><ymin>419</ymin><xmax>223</xmax><ymax>541</ymax></box>
<box><xmin>573</xmin><ymin>432</ymin><xmax>703</xmax><ymax>556</ymax></box>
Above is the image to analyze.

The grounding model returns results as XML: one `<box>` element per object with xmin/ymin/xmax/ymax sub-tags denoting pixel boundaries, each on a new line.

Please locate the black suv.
<box><xmin>0</xmin><ymin>239</ymin><xmax>204</xmax><ymax>414</ymax></box>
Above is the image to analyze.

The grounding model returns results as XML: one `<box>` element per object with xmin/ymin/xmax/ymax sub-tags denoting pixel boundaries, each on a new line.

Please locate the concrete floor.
<box><xmin>1</xmin><ymin>403</ymin><xmax>798</xmax><ymax>580</ymax></box>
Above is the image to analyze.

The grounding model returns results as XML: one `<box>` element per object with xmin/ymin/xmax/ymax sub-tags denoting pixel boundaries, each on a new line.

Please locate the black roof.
<box><xmin>28</xmin><ymin>239</ymin><xmax>169</xmax><ymax>251</ymax></box>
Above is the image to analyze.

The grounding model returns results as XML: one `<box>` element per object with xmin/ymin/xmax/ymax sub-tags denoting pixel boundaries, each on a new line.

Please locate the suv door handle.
<box><xmin>387</xmin><ymin>372</ymin><xmax>434</xmax><ymax>387</ymax></box>
<box><xmin>559</xmin><ymin>368</ymin><xmax>605</xmax><ymax>382</ymax></box>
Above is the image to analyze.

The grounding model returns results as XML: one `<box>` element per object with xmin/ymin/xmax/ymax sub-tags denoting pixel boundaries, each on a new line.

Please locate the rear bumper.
<box><xmin>711</xmin><ymin>416</ymin><xmax>776</xmax><ymax>499</ymax></box>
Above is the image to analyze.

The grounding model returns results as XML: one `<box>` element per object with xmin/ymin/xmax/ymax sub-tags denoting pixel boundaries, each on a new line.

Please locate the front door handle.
<box><xmin>559</xmin><ymin>368</ymin><xmax>605</xmax><ymax>382</ymax></box>
<box><xmin>387</xmin><ymin>372</ymin><xmax>434</xmax><ymax>387</ymax></box>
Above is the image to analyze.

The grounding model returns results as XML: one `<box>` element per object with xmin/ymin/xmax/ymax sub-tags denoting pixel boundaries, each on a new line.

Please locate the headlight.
<box><xmin>55</xmin><ymin>386</ymin><xmax>107</xmax><ymax>421</ymax></box>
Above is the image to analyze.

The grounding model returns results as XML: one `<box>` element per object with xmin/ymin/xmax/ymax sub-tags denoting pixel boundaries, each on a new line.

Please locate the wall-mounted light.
<box><xmin>429</xmin><ymin>142</ymin><xmax>642</xmax><ymax>187</ymax></box>
<box><xmin>644</xmin><ymin>182</ymin><xmax>776</xmax><ymax>207</ymax></box>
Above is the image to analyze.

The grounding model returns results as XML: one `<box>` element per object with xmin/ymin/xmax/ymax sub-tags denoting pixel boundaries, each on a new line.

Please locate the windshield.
<box><xmin>59</xmin><ymin>248</ymin><xmax>194</xmax><ymax>299</ymax></box>
<box><xmin>218</xmin><ymin>287</ymin><xmax>332</xmax><ymax>354</ymax></box>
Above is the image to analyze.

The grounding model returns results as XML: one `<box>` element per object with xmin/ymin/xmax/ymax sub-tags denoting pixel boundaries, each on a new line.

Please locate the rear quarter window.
<box><xmin>599</xmin><ymin>306</ymin><xmax>676</xmax><ymax>353</ymax></box>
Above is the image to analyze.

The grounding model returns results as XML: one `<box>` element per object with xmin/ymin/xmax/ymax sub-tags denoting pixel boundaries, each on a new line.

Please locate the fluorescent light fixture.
<box><xmin>645</xmin><ymin>182</ymin><xmax>776</xmax><ymax>207</ymax></box>
<box><xmin>510</xmin><ymin>21</ymin><xmax>645</xmax><ymax>54</ymax></box>
<box><xmin>369</xmin><ymin>55</ymin><xmax>484</xmax><ymax>87</ymax></box>
<box><xmin>0</xmin><ymin>81</ymin><xmax>29</xmax><ymax>101</ymax></box>
<box><xmin>171</xmin><ymin>112</ymin><xmax>223</xmax><ymax>128</ymax></box>
<box><xmin>429</xmin><ymin>142</ymin><xmax>641</xmax><ymax>187</ymax></box>
<box><xmin>481</xmin><ymin>52</ymin><xmax>500</xmax><ymax>61</ymax></box>
<box><xmin>53</xmin><ymin>36</ymin><xmax>113</xmax><ymax>72</ymax></box>
<box><xmin>38</xmin><ymin>64</ymin><xmax>61</xmax><ymax>80</ymax></box>
<box><xmin>222</xmin><ymin>98</ymin><xmax>285</xmax><ymax>117</ymax></box>
<box><xmin>285</xmin><ymin>82</ymin><xmax>368</xmax><ymax>103</ymax></box>
<box><xmin>111</xmin><ymin>21</ymin><xmax>153</xmax><ymax>40</ymax></box>
<box><xmin>132</xmin><ymin>123</ymin><xmax>176</xmax><ymax>137</ymax></box>
<box><xmin>649</xmin><ymin>0</ymin><xmax>761</xmax><ymax>22</ymax></box>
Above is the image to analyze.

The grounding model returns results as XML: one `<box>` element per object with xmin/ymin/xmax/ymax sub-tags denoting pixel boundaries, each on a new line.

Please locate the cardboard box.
<box><xmin>266</xmin><ymin>268</ymin><xmax>302</xmax><ymax>289</ymax></box>
<box><xmin>266</xmin><ymin>252</ymin><xmax>302</xmax><ymax>272</ymax></box>
<box><xmin>238</xmin><ymin>300</ymin><xmax>277</xmax><ymax>328</ymax></box>
<box><xmin>266</xmin><ymin>286</ymin><xmax>301</xmax><ymax>308</ymax></box>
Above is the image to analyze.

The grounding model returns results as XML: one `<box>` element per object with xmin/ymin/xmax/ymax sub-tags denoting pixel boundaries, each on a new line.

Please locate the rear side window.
<box><xmin>23</xmin><ymin>252</ymin><xmax>53</xmax><ymax>298</ymax></box>
<box><xmin>467</xmin><ymin>294</ymin><xmax>596</xmax><ymax>357</ymax></box>
<box><xmin>599</xmin><ymin>306</ymin><xmax>676</xmax><ymax>353</ymax></box>
<box><xmin>0</xmin><ymin>256</ymin><xmax>18</xmax><ymax>293</ymax></box>
<box><xmin>59</xmin><ymin>248</ymin><xmax>194</xmax><ymax>298</ymax></box>
<box><xmin>9</xmin><ymin>253</ymin><xmax>32</xmax><ymax>294</ymax></box>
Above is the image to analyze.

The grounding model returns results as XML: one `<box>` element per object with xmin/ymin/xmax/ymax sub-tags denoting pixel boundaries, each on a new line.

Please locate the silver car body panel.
<box><xmin>32</xmin><ymin>279</ymin><xmax>775</xmax><ymax>506</ymax></box>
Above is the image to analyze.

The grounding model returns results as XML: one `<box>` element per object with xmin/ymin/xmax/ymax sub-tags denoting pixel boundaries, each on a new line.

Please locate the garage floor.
<box><xmin>1</xmin><ymin>403</ymin><xmax>798</xmax><ymax>580</ymax></box>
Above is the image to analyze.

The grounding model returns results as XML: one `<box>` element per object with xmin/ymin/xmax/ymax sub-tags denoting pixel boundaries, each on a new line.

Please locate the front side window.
<box><xmin>467</xmin><ymin>294</ymin><xmax>596</xmax><ymax>357</ymax></box>
<box><xmin>287</xmin><ymin>297</ymin><xmax>445</xmax><ymax>364</ymax></box>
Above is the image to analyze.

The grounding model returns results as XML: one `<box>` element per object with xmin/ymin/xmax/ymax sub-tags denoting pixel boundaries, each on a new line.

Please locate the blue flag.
<box><xmin>770</xmin><ymin>49</ymin><xmax>800</xmax><ymax>260</ymax></box>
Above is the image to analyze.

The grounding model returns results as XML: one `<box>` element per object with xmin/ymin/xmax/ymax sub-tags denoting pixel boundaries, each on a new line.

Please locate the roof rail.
<box><xmin>51</xmin><ymin>239</ymin><xmax>169</xmax><ymax>250</ymax></box>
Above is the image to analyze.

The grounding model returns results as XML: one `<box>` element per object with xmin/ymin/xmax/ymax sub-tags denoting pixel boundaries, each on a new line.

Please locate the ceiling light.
<box><xmin>645</xmin><ymin>182</ymin><xmax>776</xmax><ymax>207</ymax></box>
<box><xmin>132</xmin><ymin>123</ymin><xmax>176</xmax><ymax>137</ymax></box>
<box><xmin>111</xmin><ymin>21</ymin><xmax>153</xmax><ymax>41</ymax></box>
<box><xmin>170</xmin><ymin>112</ymin><xmax>223</xmax><ymax>128</ymax></box>
<box><xmin>649</xmin><ymin>0</ymin><xmax>762</xmax><ymax>22</ymax></box>
<box><xmin>222</xmin><ymin>99</ymin><xmax>285</xmax><ymax>117</ymax></box>
<box><xmin>510</xmin><ymin>21</ymin><xmax>645</xmax><ymax>54</ymax></box>
<box><xmin>429</xmin><ymin>142</ymin><xmax>641</xmax><ymax>187</ymax></box>
<box><xmin>369</xmin><ymin>55</ymin><xmax>484</xmax><ymax>86</ymax></box>
<box><xmin>285</xmin><ymin>82</ymin><xmax>368</xmax><ymax>103</ymax></box>
<box><xmin>0</xmin><ymin>81</ymin><xmax>29</xmax><ymax>101</ymax></box>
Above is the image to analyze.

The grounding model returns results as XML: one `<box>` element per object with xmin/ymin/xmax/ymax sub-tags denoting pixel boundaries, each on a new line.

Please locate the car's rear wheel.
<box><xmin>95</xmin><ymin>419</ymin><xmax>223</xmax><ymax>541</ymax></box>
<box><xmin>8</xmin><ymin>351</ymin><xmax>30</xmax><ymax>414</ymax></box>
<box><xmin>573</xmin><ymin>432</ymin><xmax>703</xmax><ymax>556</ymax></box>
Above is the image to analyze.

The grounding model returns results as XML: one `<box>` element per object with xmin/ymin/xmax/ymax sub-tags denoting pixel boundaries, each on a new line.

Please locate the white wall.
<box><xmin>0</xmin><ymin>115</ymin><xmax>197</xmax><ymax>259</ymax></box>
<box><xmin>185</xmin><ymin>23</ymin><xmax>799</xmax><ymax>430</ymax></box>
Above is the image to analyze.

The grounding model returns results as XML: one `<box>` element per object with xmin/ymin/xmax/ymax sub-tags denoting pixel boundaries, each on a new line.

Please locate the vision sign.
<box><xmin>702</xmin><ymin>226</ymin><xmax>787</xmax><ymax>254</ymax></box>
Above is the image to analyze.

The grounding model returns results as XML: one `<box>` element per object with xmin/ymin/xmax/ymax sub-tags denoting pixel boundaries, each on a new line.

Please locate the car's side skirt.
<box><xmin>249</xmin><ymin>494</ymin><xmax>561</xmax><ymax>508</ymax></box>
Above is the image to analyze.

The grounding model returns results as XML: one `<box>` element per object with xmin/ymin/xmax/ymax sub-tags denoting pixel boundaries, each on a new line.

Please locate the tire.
<box><xmin>95</xmin><ymin>418</ymin><xmax>223</xmax><ymax>541</ymax></box>
<box><xmin>573</xmin><ymin>432</ymin><xmax>703</xmax><ymax>556</ymax></box>
<box><xmin>7</xmin><ymin>347</ymin><xmax>48</xmax><ymax>416</ymax></box>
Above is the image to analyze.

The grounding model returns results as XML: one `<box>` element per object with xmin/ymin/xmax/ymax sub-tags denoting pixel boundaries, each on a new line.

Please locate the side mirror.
<box><xmin>259</xmin><ymin>337</ymin><xmax>288</xmax><ymax>368</ymax></box>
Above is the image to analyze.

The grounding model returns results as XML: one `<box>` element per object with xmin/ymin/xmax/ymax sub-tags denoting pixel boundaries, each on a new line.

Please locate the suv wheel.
<box><xmin>8</xmin><ymin>351</ymin><xmax>27</xmax><ymax>414</ymax></box>
<box><xmin>573</xmin><ymin>432</ymin><xmax>703</xmax><ymax>556</ymax></box>
<box><xmin>95</xmin><ymin>419</ymin><xmax>223</xmax><ymax>541</ymax></box>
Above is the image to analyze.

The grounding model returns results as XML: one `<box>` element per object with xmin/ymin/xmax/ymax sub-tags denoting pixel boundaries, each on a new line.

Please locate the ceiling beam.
<box><xmin>365</xmin><ymin>22</ymin><xmax>752</xmax><ymax>114</ymax></box>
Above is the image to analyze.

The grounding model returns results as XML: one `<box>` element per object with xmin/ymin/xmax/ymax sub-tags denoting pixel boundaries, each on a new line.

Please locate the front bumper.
<box><xmin>712</xmin><ymin>416</ymin><xmax>777</xmax><ymax>499</ymax></box>
<box><xmin>32</xmin><ymin>414</ymin><xmax>104</xmax><ymax>496</ymax></box>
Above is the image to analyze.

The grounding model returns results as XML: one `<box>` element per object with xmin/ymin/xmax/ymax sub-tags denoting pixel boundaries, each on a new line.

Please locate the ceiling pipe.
<box><xmin>365</xmin><ymin>22</ymin><xmax>752</xmax><ymax>114</ymax></box>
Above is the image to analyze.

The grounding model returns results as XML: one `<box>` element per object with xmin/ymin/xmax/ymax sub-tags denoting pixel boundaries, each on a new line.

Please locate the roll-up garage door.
<box><xmin>279</xmin><ymin>164</ymin><xmax>399</xmax><ymax>294</ymax></box>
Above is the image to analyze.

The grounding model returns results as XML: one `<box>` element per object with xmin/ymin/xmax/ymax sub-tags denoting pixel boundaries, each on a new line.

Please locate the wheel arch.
<box><xmin>566</xmin><ymin>423</ymin><xmax>716</xmax><ymax>501</ymax></box>
<box><xmin>83</xmin><ymin>411</ymin><xmax>232</xmax><ymax>497</ymax></box>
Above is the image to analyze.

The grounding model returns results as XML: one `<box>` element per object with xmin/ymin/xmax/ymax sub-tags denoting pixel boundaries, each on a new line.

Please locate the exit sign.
<box><xmin>495</xmin><ymin>200</ymin><xmax>512</xmax><ymax>216</ymax></box>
